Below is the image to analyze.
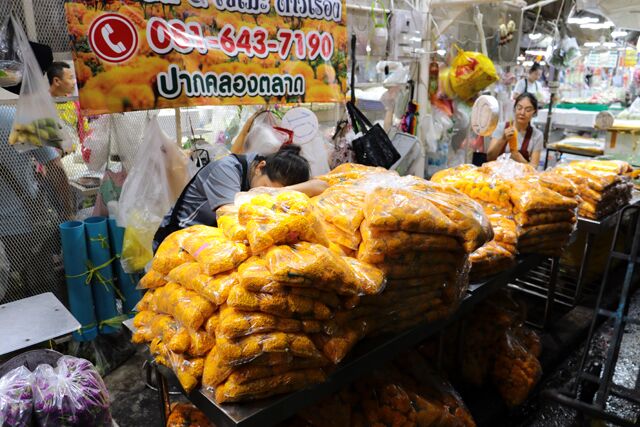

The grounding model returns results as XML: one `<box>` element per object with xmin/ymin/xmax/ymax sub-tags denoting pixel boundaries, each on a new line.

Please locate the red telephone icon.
<box><xmin>101</xmin><ymin>23</ymin><xmax>126</xmax><ymax>54</ymax></box>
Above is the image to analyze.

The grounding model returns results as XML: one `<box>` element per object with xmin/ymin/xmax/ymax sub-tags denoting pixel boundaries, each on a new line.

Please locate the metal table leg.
<box><xmin>574</xmin><ymin>232</ymin><xmax>595</xmax><ymax>305</ymax></box>
<box><xmin>543</xmin><ymin>256</ymin><xmax>560</xmax><ymax>327</ymax></box>
<box><xmin>155</xmin><ymin>363</ymin><xmax>171</xmax><ymax>425</ymax></box>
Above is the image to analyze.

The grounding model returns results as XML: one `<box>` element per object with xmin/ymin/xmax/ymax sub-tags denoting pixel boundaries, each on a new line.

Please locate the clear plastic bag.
<box><xmin>318</xmin><ymin>163</ymin><xmax>396</xmax><ymax>187</ymax></box>
<box><xmin>215</xmin><ymin>368</ymin><xmax>326</xmax><ymax>403</ymax></box>
<box><xmin>151</xmin><ymin>282</ymin><xmax>216</xmax><ymax>331</ymax></box>
<box><xmin>32</xmin><ymin>356</ymin><xmax>112</xmax><ymax>427</ymax></box>
<box><xmin>150</xmin><ymin>227</ymin><xmax>199</xmax><ymax>275</ymax></box>
<box><xmin>167</xmin><ymin>262</ymin><xmax>238</xmax><ymax>306</ymax></box>
<box><xmin>7</xmin><ymin>17</ymin><xmax>67</xmax><ymax>152</ymax></box>
<box><xmin>244</xmin><ymin>111</ymin><xmax>289</xmax><ymax>155</ymax></box>
<box><xmin>227</xmin><ymin>285</ymin><xmax>334</xmax><ymax>320</ymax></box>
<box><xmin>215</xmin><ymin>332</ymin><xmax>325</xmax><ymax>367</ymax></box>
<box><xmin>314</xmin><ymin>184</ymin><xmax>367</xmax><ymax>235</ymax></box>
<box><xmin>179</xmin><ymin>227</ymin><xmax>249</xmax><ymax>276</ymax></box>
<box><xmin>322</xmin><ymin>220</ymin><xmax>362</xmax><ymax>250</ymax></box>
<box><xmin>118</xmin><ymin>117</ymin><xmax>191</xmax><ymax>272</ymax></box>
<box><xmin>216</xmin><ymin>305</ymin><xmax>323</xmax><ymax>339</ymax></box>
<box><xmin>508</xmin><ymin>179</ymin><xmax>579</xmax><ymax>213</ymax></box>
<box><xmin>264</xmin><ymin>243</ymin><xmax>360</xmax><ymax>296</ymax></box>
<box><xmin>166</xmin><ymin>403</ymin><xmax>214</xmax><ymax>427</ymax></box>
<box><xmin>311</xmin><ymin>320</ymin><xmax>367</xmax><ymax>364</ymax></box>
<box><xmin>138</xmin><ymin>269</ymin><xmax>167</xmax><ymax>289</ymax></box>
<box><xmin>150</xmin><ymin>338</ymin><xmax>205</xmax><ymax>393</ymax></box>
<box><xmin>0</xmin><ymin>17</ymin><xmax>23</xmax><ymax>87</ymax></box>
<box><xmin>491</xmin><ymin>329</ymin><xmax>542</xmax><ymax>407</ymax></box>
<box><xmin>363</xmin><ymin>187</ymin><xmax>455</xmax><ymax>234</ymax></box>
<box><xmin>236</xmin><ymin>190</ymin><xmax>330</xmax><ymax>253</ymax></box>
<box><xmin>216</xmin><ymin>211</ymin><xmax>247</xmax><ymax>243</ymax></box>
<box><xmin>358</xmin><ymin>220</ymin><xmax>462</xmax><ymax>263</ymax></box>
<box><xmin>0</xmin><ymin>366</ymin><xmax>32</xmax><ymax>427</ymax></box>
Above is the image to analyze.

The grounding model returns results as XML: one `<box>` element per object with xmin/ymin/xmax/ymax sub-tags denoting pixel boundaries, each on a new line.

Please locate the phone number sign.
<box><xmin>65</xmin><ymin>0</ymin><xmax>347</xmax><ymax>115</ymax></box>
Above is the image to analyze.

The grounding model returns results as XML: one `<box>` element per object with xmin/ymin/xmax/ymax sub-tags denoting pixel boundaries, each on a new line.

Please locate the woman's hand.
<box><xmin>502</xmin><ymin>127</ymin><xmax>515</xmax><ymax>143</ymax></box>
<box><xmin>286</xmin><ymin>179</ymin><xmax>329</xmax><ymax>197</ymax></box>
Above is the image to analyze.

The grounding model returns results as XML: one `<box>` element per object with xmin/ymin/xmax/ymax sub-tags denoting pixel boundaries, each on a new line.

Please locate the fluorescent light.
<box><xmin>437</xmin><ymin>49</ymin><xmax>446</xmax><ymax>56</ymax></box>
<box><xmin>525</xmin><ymin>49</ymin><xmax>547</xmax><ymax>56</ymax></box>
<box><xmin>581</xmin><ymin>21</ymin><xmax>615</xmax><ymax>30</ymax></box>
<box><xmin>602</xmin><ymin>42</ymin><xmax>617</xmax><ymax>48</ymax></box>
<box><xmin>584</xmin><ymin>42</ymin><xmax>601</xmax><ymax>47</ymax></box>
<box><xmin>522</xmin><ymin>61</ymin><xmax>534</xmax><ymax>67</ymax></box>
<box><xmin>611</xmin><ymin>30</ymin><xmax>629</xmax><ymax>38</ymax></box>
<box><xmin>517</xmin><ymin>55</ymin><xmax>525</xmax><ymax>61</ymax></box>
<box><xmin>539</xmin><ymin>61</ymin><xmax>546</xmax><ymax>66</ymax></box>
<box><xmin>568</xmin><ymin>16</ymin><xmax>599</xmax><ymax>24</ymax></box>
<box><xmin>529</xmin><ymin>33</ymin><xmax>543</xmax><ymax>40</ymax></box>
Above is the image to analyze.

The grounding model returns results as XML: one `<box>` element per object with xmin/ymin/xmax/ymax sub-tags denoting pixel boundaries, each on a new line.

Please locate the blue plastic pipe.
<box><xmin>84</xmin><ymin>216</ymin><xmax>119</xmax><ymax>334</ymax></box>
<box><xmin>59</xmin><ymin>220</ymin><xmax>98</xmax><ymax>341</ymax></box>
<box><xmin>107</xmin><ymin>218</ymin><xmax>141</xmax><ymax>316</ymax></box>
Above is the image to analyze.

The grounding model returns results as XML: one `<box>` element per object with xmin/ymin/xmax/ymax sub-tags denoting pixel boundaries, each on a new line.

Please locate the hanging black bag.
<box><xmin>346</xmin><ymin>34</ymin><xmax>400</xmax><ymax>168</ymax></box>
<box><xmin>347</xmin><ymin>102</ymin><xmax>400</xmax><ymax>168</ymax></box>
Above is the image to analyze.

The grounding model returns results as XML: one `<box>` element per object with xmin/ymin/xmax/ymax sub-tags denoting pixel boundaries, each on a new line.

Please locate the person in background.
<box><xmin>48</xmin><ymin>61</ymin><xmax>76</xmax><ymax>98</ymax></box>
<box><xmin>513</xmin><ymin>62</ymin><xmax>543</xmax><ymax>100</ymax></box>
<box><xmin>487</xmin><ymin>93</ymin><xmax>543</xmax><ymax>167</ymax></box>
<box><xmin>153</xmin><ymin>145</ymin><xmax>328</xmax><ymax>250</ymax></box>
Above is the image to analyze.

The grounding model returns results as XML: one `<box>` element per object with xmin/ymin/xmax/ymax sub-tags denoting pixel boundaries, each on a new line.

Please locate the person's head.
<box><xmin>528</xmin><ymin>62</ymin><xmax>542</xmax><ymax>82</ymax></box>
<box><xmin>514</xmin><ymin>92</ymin><xmax>538</xmax><ymax>126</ymax></box>
<box><xmin>47</xmin><ymin>62</ymin><xmax>75</xmax><ymax>97</ymax></box>
<box><xmin>250</xmin><ymin>145</ymin><xmax>310</xmax><ymax>188</ymax></box>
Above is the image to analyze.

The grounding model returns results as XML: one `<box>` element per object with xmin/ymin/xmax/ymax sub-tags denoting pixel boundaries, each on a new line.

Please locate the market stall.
<box><xmin>2</xmin><ymin>0</ymin><xmax>640</xmax><ymax>425</ymax></box>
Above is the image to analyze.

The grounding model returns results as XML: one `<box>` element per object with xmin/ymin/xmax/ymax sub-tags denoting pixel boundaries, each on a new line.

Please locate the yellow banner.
<box><xmin>64</xmin><ymin>0</ymin><xmax>347</xmax><ymax>115</ymax></box>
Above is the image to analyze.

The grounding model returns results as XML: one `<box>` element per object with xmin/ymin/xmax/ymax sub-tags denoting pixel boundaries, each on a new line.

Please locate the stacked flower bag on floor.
<box><xmin>547</xmin><ymin>160</ymin><xmax>633</xmax><ymax>220</ymax></box>
<box><xmin>132</xmin><ymin>190</ymin><xmax>386</xmax><ymax>403</ymax></box>
<box><xmin>286</xmin><ymin>350</ymin><xmax>476</xmax><ymax>427</ymax></box>
<box><xmin>317</xmin><ymin>165</ymin><xmax>493</xmax><ymax>336</ymax></box>
<box><xmin>419</xmin><ymin>291</ymin><xmax>542</xmax><ymax>407</ymax></box>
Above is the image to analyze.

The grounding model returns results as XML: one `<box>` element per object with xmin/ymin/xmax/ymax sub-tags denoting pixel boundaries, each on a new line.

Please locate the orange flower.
<box><xmin>81</xmin><ymin>9</ymin><xmax>100</xmax><ymax>26</ymax></box>
<box><xmin>282</xmin><ymin>61</ymin><xmax>314</xmax><ymax>82</ymax></box>
<box><xmin>118</xmin><ymin>5</ymin><xmax>146</xmax><ymax>29</ymax></box>
<box><xmin>76</xmin><ymin>62</ymin><xmax>92</xmax><ymax>85</ymax></box>
<box><xmin>79</xmin><ymin>88</ymin><xmax>108</xmax><ymax>114</ymax></box>
<box><xmin>316</xmin><ymin>64</ymin><xmax>336</xmax><ymax>83</ymax></box>
<box><xmin>107</xmin><ymin>84</ymin><xmax>155</xmax><ymax>112</ymax></box>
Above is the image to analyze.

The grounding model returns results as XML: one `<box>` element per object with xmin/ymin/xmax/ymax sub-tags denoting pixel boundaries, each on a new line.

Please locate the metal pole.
<box><xmin>174</xmin><ymin>107</ymin><xmax>182</xmax><ymax>146</ymax></box>
<box><xmin>20</xmin><ymin>0</ymin><xmax>38</xmax><ymax>41</ymax></box>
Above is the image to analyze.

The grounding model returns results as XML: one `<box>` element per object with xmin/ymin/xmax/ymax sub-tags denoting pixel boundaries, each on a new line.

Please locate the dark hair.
<box><xmin>47</xmin><ymin>61</ymin><xmax>70</xmax><ymax>85</ymax></box>
<box><xmin>255</xmin><ymin>145</ymin><xmax>310</xmax><ymax>186</ymax></box>
<box><xmin>529</xmin><ymin>62</ymin><xmax>541</xmax><ymax>73</ymax></box>
<box><xmin>514</xmin><ymin>92</ymin><xmax>538</xmax><ymax>113</ymax></box>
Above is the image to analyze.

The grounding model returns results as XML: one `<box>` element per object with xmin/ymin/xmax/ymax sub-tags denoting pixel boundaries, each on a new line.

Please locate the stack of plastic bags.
<box><xmin>133</xmin><ymin>190</ymin><xmax>387</xmax><ymax>403</ymax></box>
<box><xmin>468</xmin><ymin>206</ymin><xmax>518</xmax><ymax>281</ymax></box>
<box><xmin>549</xmin><ymin>160</ymin><xmax>633</xmax><ymax>220</ymax></box>
<box><xmin>0</xmin><ymin>356</ymin><xmax>112</xmax><ymax>427</ymax></box>
<box><xmin>419</xmin><ymin>291</ymin><xmax>542</xmax><ymax>408</ymax></box>
<box><xmin>433</xmin><ymin>157</ymin><xmax>579</xmax><ymax>261</ymax></box>
<box><xmin>506</xmin><ymin>179</ymin><xmax>578</xmax><ymax>257</ymax></box>
<box><xmin>316</xmin><ymin>166</ymin><xmax>493</xmax><ymax>336</ymax></box>
<box><xmin>286</xmin><ymin>350</ymin><xmax>476</xmax><ymax>427</ymax></box>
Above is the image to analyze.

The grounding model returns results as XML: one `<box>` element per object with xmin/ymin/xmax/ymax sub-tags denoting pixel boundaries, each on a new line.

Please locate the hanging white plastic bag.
<box><xmin>83</xmin><ymin>115</ymin><xmax>111</xmax><ymax>172</ymax></box>
<box><xmin>244</xmin><ymin>111</ymin><xmax>288</xmax><ymax>155</ymax></box>
<box><xmin>7</xmin><ymin>16</ymin><xmax>68</xmax><ymax>153</ymax></box>
<box><xmin>299</xmin><ymin>133</ymin><xmax>331</xmax><ymax>177</ymax></box>
<box><xmin>117</xmin><ymin>116</ymin><xmax>190</xmax><ymax>272</ymax></box>
<box><xmin>0</xmin><ymin>16</ymin><xmax>23</xmax><ymax>87</ymax></box>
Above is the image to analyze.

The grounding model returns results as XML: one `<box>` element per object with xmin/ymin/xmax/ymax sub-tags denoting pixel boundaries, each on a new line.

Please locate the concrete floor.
<box><xmin>104</xmin><ymin>292</ymin><xmax>640</xmax><ymax>427</ymax></box>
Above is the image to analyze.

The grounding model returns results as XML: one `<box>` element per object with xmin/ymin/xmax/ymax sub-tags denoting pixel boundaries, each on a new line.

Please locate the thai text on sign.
<box><xmin>65</xmin><ymin>0</ymin><xmax>348</xmax><ymax>114</ymax></box>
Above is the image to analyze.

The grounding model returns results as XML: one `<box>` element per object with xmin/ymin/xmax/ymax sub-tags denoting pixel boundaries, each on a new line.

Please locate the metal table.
<box><xmin>127</xmin><ymin>254</ymin><xmax>544</xmax><ymax>427</ymax></box>
<box><xmin>573</xmin><ymin>194</ymin><xmax>640</xmax><ymax>304</ymax></box>
<box><xmin>0</xmin><ymin>293</ymin><xmax>80</xmax><ymax>357</ymax></box>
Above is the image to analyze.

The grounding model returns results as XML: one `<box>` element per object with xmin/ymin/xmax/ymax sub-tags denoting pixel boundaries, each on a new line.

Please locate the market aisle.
<box><xmin>104</xmin><ymin>351</ymin><xmax>187</xmax><ymax>427</ymax></box>
<box><xmin>521</xmin><ymin>290</ymin><xmax>640</xmax><ymax>427</ymax></box>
